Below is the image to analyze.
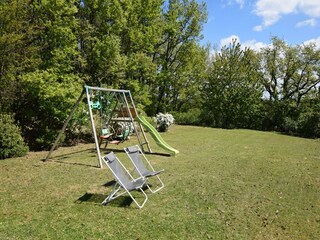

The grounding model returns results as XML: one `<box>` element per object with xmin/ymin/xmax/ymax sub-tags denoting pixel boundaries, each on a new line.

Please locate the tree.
<box><xmin>259</xmin><ymin>37</ymin><xmax>320</xmax><ymax>131</ymax></box>
<box><xmin>202</xmin><ymin>40</ymin><xmax>263</xmax><ymax>129</ymax></box>
<box><xmin>0</xmin><ymin>0</ymin><xmax>40</xmax><ymax>113</ymax></box>
<box><xmin>77</xmin><ymin>0</ymin><xmax>127</xmax><ymax>86</ymax></box>
<box><xmin>149</xmin><ymin>0</ymin><xmax>207</xmax><ymax>114</ymax></box>
<box><xmin>33</xmin><ymin>0</ymin><xmax>80</xmax><ymax>72</ymax></box>
<box><xmin>260</xmin><ymin>37</ymin><xmax>320</xmax><ymax>105</ymax></box>
<box><xmin>118</xmin><ymin>0</ymin><xmax>163</xmax><ymax>108</ymax></box>
<box><xmin>14</xmin><ymin>0</ymin><xmax>84</xmax><ymax>150</ymax></box>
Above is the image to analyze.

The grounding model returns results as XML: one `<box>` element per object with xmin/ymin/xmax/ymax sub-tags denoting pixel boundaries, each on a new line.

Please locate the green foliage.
<box><xmin>149</xmin><ymin>0</ymin><xmax>208</xmax><ymax>114</ymax></box>
<box><xmin>0</xmin><ymin>0</ymin><xmax>40</xmax><ymax>112</ymax></box>
<box><xmin>18</xmin><ymin>70</ymin><xmax>84</xmax><ymax>150</ymax></box>
<box><xmin>202</xmin><ymin>40</ymin><xmax>263</xmax><ymax>129</ymax></box>
<box><xmin>32</xmin><ymin>0</ymin><xmax>80</xmax><ymax>71</ymax></box>
<box><xmin>66</xmin><ymin>102</ymin><xmax>93</xmax><ymax>145</ymax></box>
<box><xmin>124</xmin><ymin>52</ymin><xmax>155</xmax><ymax>108</ymax></box>
<box><xmin>281</xmin><ymin>97</ymin><xmax>320</xmax><ymax>138</ymax></box>
<box><xmin>172</xmin><ymin>108</ymin><xmax>201</xmax><ymax>125</ymax></box>
<box><xmin>1</xmin><ymin>0</ymin><xmax>319</xmax><ymax>154</ymax></box>
<box><xmin>0</xmin><ymin>114</ymin><xmax>28</xmax><ymax>159</ymax></box>
<box><xmin>259</xmin><ymin>37</ymin><xmax>320</xmax><ymax>135</ymax></box>
<box><xmin>297</xmin><ymin>109</ymin><xmax>320</xmax><ymax>138</ymax></box>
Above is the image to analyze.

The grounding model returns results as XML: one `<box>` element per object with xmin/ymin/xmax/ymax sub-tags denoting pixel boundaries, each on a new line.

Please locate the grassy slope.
<box><xmin>0</xmin><ymin>125</ymin><xmax>319</xmax><ymax>239</ymax></box>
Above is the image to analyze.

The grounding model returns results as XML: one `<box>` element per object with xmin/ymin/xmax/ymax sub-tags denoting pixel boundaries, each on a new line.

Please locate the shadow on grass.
<box><xmin>99</xmin><ymin>148</ymin><xmax>126</xmax><ymax>154</ymax></box>
<box><xmin>76</xmin><ymin>180</ymin><xmax>147</xmax><ymax>208</ymax></box>
<box><xmin>102</xmin><ymin>180</ymin><xmax>150</xmax><ymax>191</ymax></box>
<box><xmin>144</xmin><ymin>152</ymin><xmax>171</xmax><ymax>157</ymax></box>
<box><xmin>76</xmin><ymin>192</ymin><xmax>133</xmax><ymax>208</ymax></box>
<box><xmin>42</xmin><ymin>148</ymin><xmax>99</xmax><ymax>168</ymax></box>
<box><xmin>49</xmin><ymin>160</ymin><xmax>98</xmax><ymax>168</ymax></box>
<box><xmin>42</xmin><ymin>146</ymin><xmax>170</xmax><ymax>169</ymax></box>
<box><xmin>43</xmin><ymin>148</ymin><xmax>97</xmax><ymax>161</ymax></box>
<box><xmin>103</xmin><ymin>180</ymin><xmax>116</xmax><ymax>187</ymax></box>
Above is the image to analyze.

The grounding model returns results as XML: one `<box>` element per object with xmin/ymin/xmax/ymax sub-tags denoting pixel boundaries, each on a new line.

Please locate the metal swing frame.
<box><xmin>45</xmin><ymin>85</ymin><xmax>152</xmax><ymax>168</ymax></box>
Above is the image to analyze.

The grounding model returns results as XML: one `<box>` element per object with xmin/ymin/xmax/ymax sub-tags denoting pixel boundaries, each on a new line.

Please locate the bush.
<box><xmin>297</xmin><ymin>101</ymin><xmax>320</xmax><ymax>138</ymax></box>
<box><xmin>156</xmin><ymin>113</ymin><xmax>174</xmax><ymax>132</ymax></box>
<box><xmin>282</xmin><ymin>117</ymin><xmax>298</xmax><ymax>135</ymax></box>
<box><xmin>0</xmin><ymin>114</ymin><xmax>29</xmax><ymax>159</ymax></box>
<box><xmin>172</xmin><ymin>108</ymin><xmax>201</xmax><ymax>125</ymax></box>
<box><xmin>19</xmin><ymin>70</ymin><xmax>84</xmax><ymax>150</ymax></box>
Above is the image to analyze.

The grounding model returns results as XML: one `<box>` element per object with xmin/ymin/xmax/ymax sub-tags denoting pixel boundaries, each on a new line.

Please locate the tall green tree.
<box><xmin>15</xmin><ymin>0</ymin><xmax>84</xmax><ymax>150</ymax></box>
<box><xmin>77</xmin><ymin>0</ymin><xmax>127</xmax><ymax>86</ymax></box>
<box><xmin>78</xmin><ymin>0</ymin><xmax>164</xmax><ymax>108</ymax></box>
<box><xmin>259</xmin><ymin>37</ymin><xmax>320</xmax><ymax>131</ymax></box>
<box><xmin>0</xmin><ymin>0</ymin><xmax>40</xmax><ymax>113</ymax></box>
<box><xmin>260</xmin><ymin>37</ymin><xmax>320</xmax><ymax>105</ymax></box>
<box><xmin>119</xmin><ymin>0</ymin><xmax>163</xmax><ymax>108</ymax></box>
<box><xmin>149</xmin><ymin>0</ymin><xmax>207</xmax><ymax>114</ymax></box>
<box><xmin>202</xmin><ymin>40</ymin><xmax>263</xmax><ymax>129</ymax></box>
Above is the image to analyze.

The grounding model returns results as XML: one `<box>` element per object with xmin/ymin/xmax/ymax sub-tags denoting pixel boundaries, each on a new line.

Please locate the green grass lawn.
<box><xmin>1</xmin><ymin>125</ymin><xmax>319</xmax><ymax>239</ymax></box>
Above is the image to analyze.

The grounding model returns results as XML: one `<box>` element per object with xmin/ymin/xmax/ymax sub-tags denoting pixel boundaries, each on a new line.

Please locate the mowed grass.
<box><xmin>0</xmin><ymin>125</ymin><xmax>319</xmax><ymax>239</ymax></box>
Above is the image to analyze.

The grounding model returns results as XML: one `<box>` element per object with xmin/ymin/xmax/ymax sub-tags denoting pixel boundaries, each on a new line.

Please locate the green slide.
<box><xmin>136</xmin><ymin>115</ymin><xmax>179</xmax><ymax>156</ymax></box>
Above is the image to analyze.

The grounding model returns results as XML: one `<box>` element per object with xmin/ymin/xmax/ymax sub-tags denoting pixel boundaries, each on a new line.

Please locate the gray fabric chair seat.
<box><xmin>102</xmin><ymin>152</ymin><xmax>148</xmax><ymax>208</ymax></box>
<box><xmin>125</xmin><ymin>145</ymin><xmax>164</xmax><ymax>193</ymax></box>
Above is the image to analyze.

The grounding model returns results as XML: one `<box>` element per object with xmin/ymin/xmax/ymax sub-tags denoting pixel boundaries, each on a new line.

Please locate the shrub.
<box><xmin>19</xmin><ymin>70</ymin><xmax>84</xmax><ymax>150</ymax></box>
<box><xmin>156</xmin><ymin>113</ymin><xmax>174</xmax><ymax>132</ymax></box>
<box><xmin>172</xmin><ymin>108</ymin><xmax>201</xmax><ymax>125</ymax></box>
<box><xmin>0</xmin><ymin>114</ymin><xmax>29</xmax><ymax>159</ymax></box>
<box><xmin>297</xmin><ymin>102</ymin><xmax>320</xmax><ymax>138</ymax></box>
<box><xmin>282</xmin><ymin>117</ymin><xmax>298</xmax><ymax>135</ymax></box>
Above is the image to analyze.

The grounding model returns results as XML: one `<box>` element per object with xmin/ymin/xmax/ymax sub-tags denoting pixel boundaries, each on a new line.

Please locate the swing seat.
<box><xmin>99</xmin><ymin>128</ymin><xmax>113</xmax><ymax>148</ymax></box>
<box><xmin>100</xmin><ymin>128</ymin><xmax>112</xmax><ymax>139</ymax></box>
<box><xmin>109</xmin><ymin>140</ymin><xmax>121</xmax><ymax>145</ymax></box>
<box><xmin>99</xmin><ymin>127</ymin><xmax>127</xmax><ymax>148</ymax></box>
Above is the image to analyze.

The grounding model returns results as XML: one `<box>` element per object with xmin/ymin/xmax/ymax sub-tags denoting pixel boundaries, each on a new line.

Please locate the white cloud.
<box><xmin>299</xmin><ymin>0</ymin><xmax>320</xmax><ymax>17</ymax></box>
<box><xmin>220</xmin><ymin>35</ymin><xmax>240</xmax><ymax>47</ymax></box>
<box><xmin>296</xmin><ymin>18</ymin><xmax>317</xmax><ymax>27</ymax></box>
<box><xmin>253</xmin><ymin>25</ymin><xmax>263</xmax><ymax>32</ymax></box>
<box><xmin>235</xmin><ymin>0</ymin><xmax>245</xmax><ymax>9</ymax></box>
<box><xmin>253</xmin><ymin>0</ymin><xmax>320</xmax><ymax>31</ymax></box>
<box><xmin>303</xmin><ymin>36</ymin><xmax>320</xmax><ymax>48</ymax></box>
<box><xmin>222</xmin><ymin>0</ymin><xmax>245</xmax><ymax>9</ymax></box>
<box><xmin>242</xmin><ymin>40</ymin><xmax>268</xmax><ymax>51</ymax></box>
<box><xmin>219</xmin><ymin>35</ymin><xmax>267</xmax><ymax>52</ymax></box>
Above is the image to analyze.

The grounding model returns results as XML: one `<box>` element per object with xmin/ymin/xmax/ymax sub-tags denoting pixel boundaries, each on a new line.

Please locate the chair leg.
<box><xmin>146</xmin><ymin>175</ymin><xmax>164</xmax><ymax>193</ymax></box>
<box><xmin>127</xmin><ymin>187</ymin><xmax>148</xmax><ymax>209</ymax></box>
<box><xmin>102</xmin><ymin>184</ymin><xmax>148</xmax><ymax>209</ymax></box>
<box><xmin>102</xmin><ymin>184</ymin><xmax>121</xmax><ymax>205</ymax></box>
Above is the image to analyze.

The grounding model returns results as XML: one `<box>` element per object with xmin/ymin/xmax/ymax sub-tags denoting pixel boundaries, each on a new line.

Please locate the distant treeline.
<box><xmin>0</xmin><ymin>0</ymin><xmax>319</xmax><ymax>158</ymax></box>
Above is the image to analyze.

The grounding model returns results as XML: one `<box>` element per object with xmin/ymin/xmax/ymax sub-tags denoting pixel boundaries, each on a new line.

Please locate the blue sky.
<box><xmin>199</xmin><ymin>0</ymin><xmax>320</xmax><ymax>50</ymax></box>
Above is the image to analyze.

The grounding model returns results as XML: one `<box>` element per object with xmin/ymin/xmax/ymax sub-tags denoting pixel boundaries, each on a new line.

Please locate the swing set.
<box><xmin>92</xmin><ymin>88</ymin><xmax>138</xmax><ymax>148</ymax></box>
<box><xmin>45</xmin><ymin>86</ymin><xmax>152</xmax><ymax>168</ymax></box>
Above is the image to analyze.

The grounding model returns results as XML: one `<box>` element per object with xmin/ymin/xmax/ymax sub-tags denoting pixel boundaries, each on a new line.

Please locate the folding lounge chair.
<box><xmin>124</xmin><ymin>145</ymin><xmax>164</xmax><ymax>193</ymax></box>
<box><xmin>102</xmin><ymin>152</ymin><xmax>148</xmax><ymax>209</ymax></box>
